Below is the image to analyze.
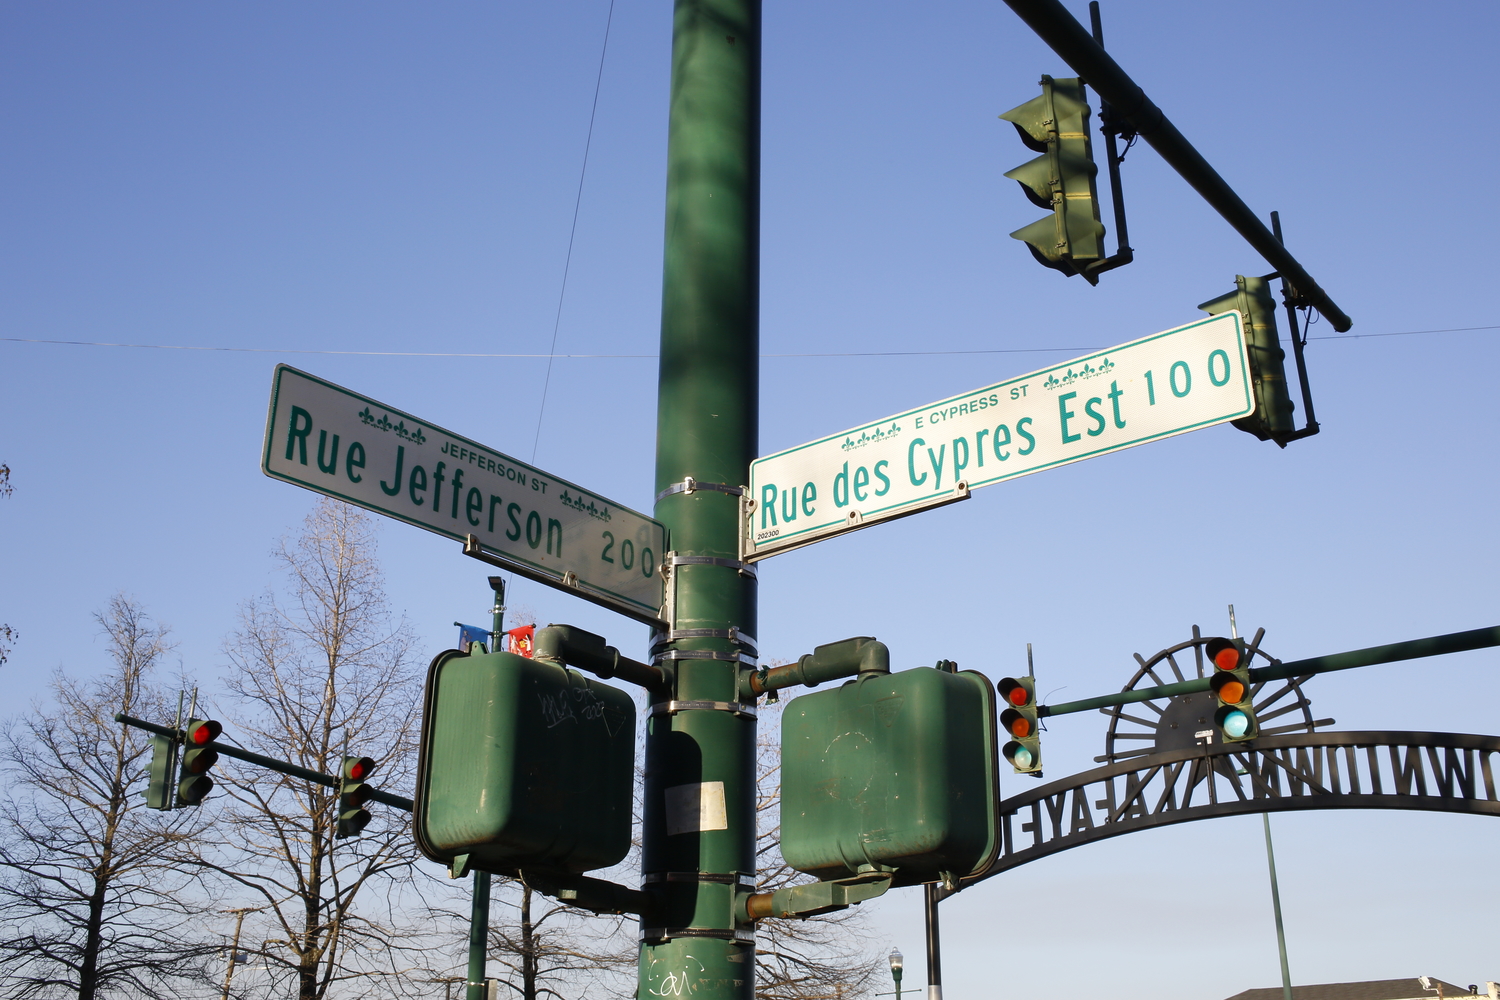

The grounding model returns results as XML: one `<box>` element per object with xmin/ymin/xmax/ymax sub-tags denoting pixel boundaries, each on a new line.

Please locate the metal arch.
<box><xmin>1100</xmin><ymin>625</ymin><xmax>1324</xmax><ymax>766</ymax></box>
<box><xmin>940</xmin><ymin>731</ymin><xmax>1500</xmax><ymax>897</ymax></box>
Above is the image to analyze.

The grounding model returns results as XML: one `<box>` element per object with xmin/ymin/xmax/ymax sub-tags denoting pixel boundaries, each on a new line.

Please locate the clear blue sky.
<box><xmin>3</xmin><ymin>1</ymin><xmax>1497</xmax><ymax>996</ymax></box>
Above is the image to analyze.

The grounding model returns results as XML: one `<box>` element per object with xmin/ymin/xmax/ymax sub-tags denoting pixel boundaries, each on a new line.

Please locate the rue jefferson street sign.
<box><xmin>747</xmin><ymin>312</ymin><xmax>1254</xmax><ymax>560</ymax></box>
<box><xmin>262</xmin><ymin>366</ymin><xmax>667</xmax><ymax>624</ymax></box>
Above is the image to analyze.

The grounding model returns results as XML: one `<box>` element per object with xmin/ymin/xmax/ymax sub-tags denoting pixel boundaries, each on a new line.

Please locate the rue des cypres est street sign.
<box><xmin>262</xmin><ymin>366</ymin><xmax>667</xmax><ymax>626</ymax></box>
<box><xmin>747</xmin><ymin>312</ymin><xmax>1255</xmax><ymax>560</ymax></box>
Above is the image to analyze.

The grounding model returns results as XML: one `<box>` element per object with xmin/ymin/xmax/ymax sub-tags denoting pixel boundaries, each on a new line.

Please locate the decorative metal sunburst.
<box><xmin>1098</xmin><ymin>624</ymin><xmax>1335</xmax><ymax>765</ymax></box>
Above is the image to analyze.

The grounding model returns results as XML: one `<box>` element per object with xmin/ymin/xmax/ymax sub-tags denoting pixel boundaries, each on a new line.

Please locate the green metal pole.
<box><xmin>1262</xmin><ymin>814</ymin><xmax>1293</xmax><ymax>1000</ymax></box>
<box><xmin>465</xmin><ymin>871</ymin><xmax>491</xmax><ymax>1000</ymax></box>
<box><xmin>645</xmin><ymin>0</ymin><xmax>760</xmax><ymax>996</ymax></box>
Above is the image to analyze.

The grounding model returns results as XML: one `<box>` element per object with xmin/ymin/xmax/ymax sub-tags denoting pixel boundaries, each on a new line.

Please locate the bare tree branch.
<box><xmin>0</xmin><ymin>594</ymin><xmax>218</xmax><ymax>1000</ymax></box>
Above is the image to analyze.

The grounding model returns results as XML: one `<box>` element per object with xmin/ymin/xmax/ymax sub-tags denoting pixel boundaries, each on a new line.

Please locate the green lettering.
<box><xmin>1017</xmin><ymin>417</ymin><xmax>1036</xmax><ymax>455</ymax></box>
<box><xmin>487</xmin><ymin>495</ymin><xmax>503</xmax><ymax>532</ymax></box>
<box><xmin>874</xmin><ymin>461</ymin><xmax>891</xmax><ymax>496</ymax></box>
<box><xmin>1108</xmin><ymin>381</ymin><xmax>1126</xmax><ymax>429</ymax></box>
<box><xmin>380</xmin><ymin>446</ymin><xmax>404</xmax><ymax>496</ymax></box>
<box><xmin>801</xmin><ymin>481</ymin><xmax>818</xmax><ymax>516</ymax></box>
<box><xmin>852</xmin><ymin>466</ymin><xmax>870</xmax><ymax>502</ymax></box>
<box><xmin>316</xmin><ymin>430</ymin><xmax>339</xmax><ymax>475</ymax></box>
<box><xmin>345</xmin><ymin>442</ymin><xmax>366</xmax><ymax>483</ymax></box>
<box><xmin>1085</xmin><ymin>397</ymin><xmax>1106</xmax><ymax>437</ymax></box>
<box><xmin>507</xmin><ymin>502</ymin><xmax>522</xmax><ymax>541</ymax></box>
<box><xmin>546</xmin><ymin>518</ymin><xmax>562</xmax><ymax>554</ymax></box>
<box><xmin>465</xmin><ymin>487</ymin><xmax>483</xmax><ymax>527</ymax></box>
<box><xmin>908</xmin><ymin>438</ymin><xmax>927</xmax><ymax>486</ymax></box>
<box><xmin>285</xmin><ymin>406</ymin><xmax>312</xmax><ymax>464</ymax></box>
<box><xmin>408</xmin><ymin>465</ymin><xmax>427</xmax><ymax>506</ymax></box>
<box><xmin>993</xmin><ymin>424</ymin><xmax>1011</xmax><ymax>461</ymax></box>
<box><xmin>1058</xmin><ymin>392</ymin><xmax>1080</xmax><ymax>444</ymax></box>
<box><xmin>761</xmin><ymin>484</ymin><xmax>778</xmax><ymax>528</ymax></box>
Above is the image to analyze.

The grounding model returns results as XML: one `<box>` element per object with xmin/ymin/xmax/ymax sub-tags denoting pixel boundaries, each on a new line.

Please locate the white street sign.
<box><xmin>747</xmin><ymin>312</ymin><xmax>1255</xmax><ymax>560</ymax></box>
<box><xmin>262</xmin><ymin>365</ymin><xmax>667</xmax><ymax>625</ymax></box>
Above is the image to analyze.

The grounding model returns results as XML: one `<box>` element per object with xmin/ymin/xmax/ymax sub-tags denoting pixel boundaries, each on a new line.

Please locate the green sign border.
<box><xmin>262</xmin><ymin>364</ymin><xmax>667</xmax><ymax>624</ymax></box>
<box><xmin>749</xmin><ymin>314</ymin><xmax>1253</xmax><ymax>554</ymax></box>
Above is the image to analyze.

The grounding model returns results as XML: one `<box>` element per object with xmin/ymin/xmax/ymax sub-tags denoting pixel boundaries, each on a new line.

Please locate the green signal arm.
<box><xmin>743</xmin><ymin>636</ymin><xmax>890</xmax><ymax>698</ymax></box>
<box><xmin>741</xmin><ymin>870</ymin><xmax>893</xmax><ymax>921</ymax></box>
<box><xmin>114</xmin><ymin>712</ymin><xmax>413</xmax><ymax>811</ymax></box>
<box><xmin>1038</xmin><ymin>626</ymin><xmax>1500</xmax><ymax>719</ymax></box>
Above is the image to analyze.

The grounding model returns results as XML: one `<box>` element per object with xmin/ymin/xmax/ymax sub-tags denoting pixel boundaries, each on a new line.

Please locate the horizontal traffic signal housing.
<box><xmin>176</xmin><ymin>719</ymin><xmax>222</xmax><ymax>806</ymax></box>
<box><xmin>338</xmin><ymin>755</ymin><xmax>377</xmax><ymax>839</ymax></box>
<box><xmin>997</xmin><ymin>676</ymin><xmax>1042</xmax><ymax>775</ymax></box>
<box><xmin>143</xmin><ymin>734</ymin><xmax>176</xmax><ymax>811</ymax></box>
<box><xmin>780</xmin><ymin>666</ymin><xmax>1000</xmax><ymax>887</ymax></box>
<box><xmin>1199</xmin><ymin>276</ymin><xmax>1295</xmax><ymax>443</ymax></box>
<box><xmin>1205</xmin><ymin>637</ymin><xmax>1258</xmax><ymax>742</ymax></box>
<box><xmin>1000</xmin><ymin>75</ymin><xmax>1106</xmax><ymax>281</ymax></box>
<box><xmin>414</xmin><ymin>647</ymin><xmax>636</xmax><ymax>875</ymax></box>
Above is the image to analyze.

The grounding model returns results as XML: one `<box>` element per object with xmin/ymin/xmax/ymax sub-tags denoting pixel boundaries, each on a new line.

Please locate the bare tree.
<box><xmin>753</xmin><ymin>700</ymin><xmax>879</xmax><ymax>1000</ymax></box>
<box><xmin>1</xmin><ymin>463</ymin><xmax>15</xmax><ymax>666</ymax></box>
<box><xmin>201</xmin><ymin>498</ymin><xmax>431</xmax><ymax>1000</ymax></box>
<box><xmin>0</xmin><ymin>595</ymin><xmax>215</xmax><ymax>1000</ymax></box>
<box><xmin>481</xmin><ymin>881</ymin><xmax>635</xmax><ymax>1000</ymax></box>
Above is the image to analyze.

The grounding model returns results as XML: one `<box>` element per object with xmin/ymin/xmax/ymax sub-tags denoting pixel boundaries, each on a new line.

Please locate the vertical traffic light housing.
<box><xmin>1205</xmin><ymin>638</ymin><xmax>1258</xmax><ymax>742</ymax></box>
<box><xmin>143</xmin><ymin>734</ymin><xmax>177</xmax><ymax>810</ymax></box>
<box><xmin>338</xmin><ymin>756</ymin><xmax>377</xmax><ymax>838</ymax></box>
<box><xmin>1199</xmin><ymin>276</ymin><xmax>1295</xmax><ymax>444</ymax></box>
<box><xmin>997</xmin><ymin>676</ymin><xmax>1042</xmax><ymax>776</ymax></box>
<box><xmin>1000</xmin><ymin>76</ymin><xmax>1107</xmax><ymax>282</ymax></box>
<box><xmin>176</xmin><ymin>719</ymin><xmax>222</xmax><ymax>806</ymax></box>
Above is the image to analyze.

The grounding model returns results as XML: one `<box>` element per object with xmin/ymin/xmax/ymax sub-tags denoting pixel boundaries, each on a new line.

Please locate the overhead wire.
<box><xmin>2</xmin><ymin>324</ymin><xmax>1495</xmax><ymax>359</ymax></box>
<box><xmin>530</xmin><ymin>0</ymin><xmax>616</xmax><ymax>464</ymax></box>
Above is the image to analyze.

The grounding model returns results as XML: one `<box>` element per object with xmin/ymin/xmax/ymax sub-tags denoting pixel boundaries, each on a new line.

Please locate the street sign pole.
<box><xmin>645</xmin><ymin>0</ymin><xmax>760</xmax><ymax>996</ymax></box>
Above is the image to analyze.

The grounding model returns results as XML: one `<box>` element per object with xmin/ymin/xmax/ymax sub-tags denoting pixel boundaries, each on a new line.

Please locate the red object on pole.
<box><xmin>506</xmin><ymin>625</ymin><xmax>535</xmax><ymax>658</ymax></box>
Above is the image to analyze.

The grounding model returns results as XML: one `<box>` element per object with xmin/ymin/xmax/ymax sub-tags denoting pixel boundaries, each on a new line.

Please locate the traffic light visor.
<box><xmin>997</xmin><ymin>678</ymin><xmax>1032</xmax><ymax>707</ymax></box>
<box><xmin>1209</xmin><ymin>674</ymin><xmax>1247</xmax><ymax>705</ymax></box>
<box><xmin>186</xmin><ymin>720</ymin><xmax>221</xmax><ymax>745</ymax></box>
<box><xmin>1003</xmin><ymin>741</ymin><xmax>1035</xmax><ymax>770</ymax></box>
<box><xmin>1205</xmin><ymin>638</ymin><xmax>1241</xmax><ymax>671</ymax></box>
<box><xmin>1217</xmin><ymin>707</ymin><xmax>1252</xmax><ymax>739</ymax></box>
<box><xmin>344</xmin><ymin>756</ymin><xmax>376</xmax><ymax>781</ymax></box>
<box><xmin>1000</xmin><ymin>708</ymin><xmax>1032</xmax><ymax>739</ymax></box>
<box><xmin>182</xmin><ymin>747</ymin><xmax>219</xmax><ymax>774</ymax></box>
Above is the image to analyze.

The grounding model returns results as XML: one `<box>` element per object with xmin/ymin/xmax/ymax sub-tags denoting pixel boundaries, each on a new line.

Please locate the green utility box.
<box><xmin>413</xmin><ymin>648</ymin><xmax>636</xmax><ymax>875</ymax></box>
<box><xmin>780</xmin><ymin>667</ymin><xmax>999</xmax><ymax>886</ymax></box>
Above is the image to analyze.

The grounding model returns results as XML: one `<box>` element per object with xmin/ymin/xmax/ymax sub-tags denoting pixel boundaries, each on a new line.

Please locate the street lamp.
<box><xmin>889</xmin><ymin>948</ymin><xmax>904</xmax><ymax>1000</ymax></box>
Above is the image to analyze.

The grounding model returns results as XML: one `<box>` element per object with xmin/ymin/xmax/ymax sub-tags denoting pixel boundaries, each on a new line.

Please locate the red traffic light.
<box><xmin>997</xmin><ymin>677</ymin><xmax>1033</xmax><ymax>708</ymax></box>
<box><xmin>343</xmin><ymin>756</ymin><xmax>377</xmax><ymax>782</ymax></box>
<box><xmin>1205</xmin><ymin>638</ymin><xmax>1242</xmax><ymax>672</ymax></box>
<box><xmin>185</xmin><ymin>720</ymin><xmax>221</xmax><ymax>745</ymax></box>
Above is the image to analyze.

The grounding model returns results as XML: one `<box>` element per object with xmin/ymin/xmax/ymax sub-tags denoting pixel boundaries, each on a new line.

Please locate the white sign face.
<box><xmin>262</xmin><ymin>366</ymin><xmax>667</xmax><ymax>625</ymax></box>
<box><xmin>747</xmin><ymin>312</ymin><xmax>1254</xmax><ymax>560</ymax></box>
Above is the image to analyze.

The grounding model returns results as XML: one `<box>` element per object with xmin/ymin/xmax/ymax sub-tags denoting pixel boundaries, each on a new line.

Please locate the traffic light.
<box><xmin>1000</xmin><ymin>75</ymin><xmax>1106</xmax><ymax>282</ymax></box>
<box><xmin>1205</xmin><ymin>637</ymin><xmax>1258</xmax><ymax>742</ymax></box>
<box><xmin>1199</xmin><ymin>275</ymin><xmax>1295</xmax><ymax>444</ymax></box>
<box><xmin>176</xmin><ymin>719</ymin><xmax>222</xmax><ymax>806</ymax></box>
<box><xmin>997</xmin><ymin>676</ymin><xmax>1042</xmax><ymax>776</ymax></box>
<box><xmin>143</xmin><ymin>734</ymin><xmax>177</xmax><ymax>810</ymax></box>
<box><xmin>338</xmin><ymin>756</ymin><xmax>377</xmax><ymax>838</ymax></box>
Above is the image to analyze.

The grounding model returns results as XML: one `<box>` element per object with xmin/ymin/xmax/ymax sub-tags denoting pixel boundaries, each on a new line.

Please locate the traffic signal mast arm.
<box><xmin>743</xmin><ymin>636</ymin><xmax>890</xmax><ymax>698</ymax></box>
<box><xmin>1036</xmin><ymin>625</ymin><xmax>1500</xmax><ymax>720</ymax></box>
<box><xmin>113</xmin><ymin>713</ymin><xmax>413</xmax><ymax>811</ymax></box>
<box><xmin>1001</xmin><ymin>0</ymin><xmax>1352</xmax><ymax>332</ymax></box>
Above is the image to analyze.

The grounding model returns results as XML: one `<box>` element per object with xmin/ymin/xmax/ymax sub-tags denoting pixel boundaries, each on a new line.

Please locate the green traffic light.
<box><xmin>999</xmin><ymin>76</ymin><xmax>1106</xmax><ymax>279</ymax></box>
<box><xmin>1199</xmin><ymin>276</ymin><xmax>1295</xmax><ymax>443</ymax></box>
